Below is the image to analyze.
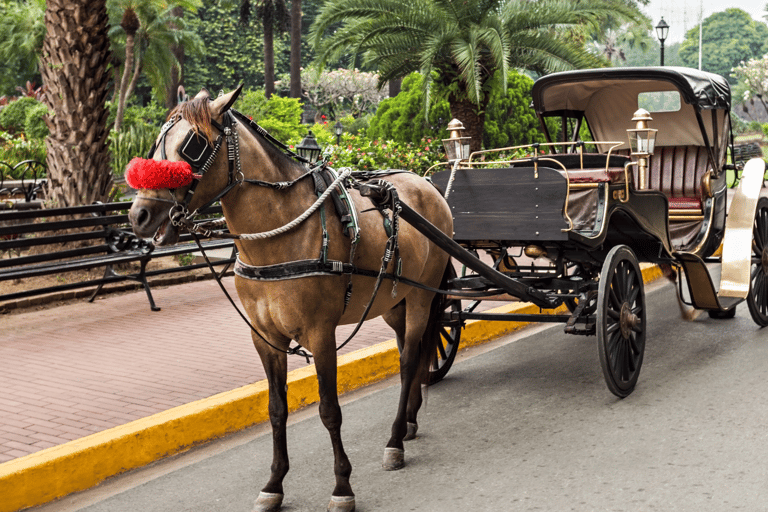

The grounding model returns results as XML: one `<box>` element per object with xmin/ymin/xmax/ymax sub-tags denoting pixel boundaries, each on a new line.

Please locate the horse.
<box><xmin>127</xmin><ymin>86</ymin><xmax>453</xmax><ymax>512</ymax></box>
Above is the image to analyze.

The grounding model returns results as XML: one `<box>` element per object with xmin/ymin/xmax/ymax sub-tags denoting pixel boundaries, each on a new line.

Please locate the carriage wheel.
<box><xmin>747</xmin><ymin>197</ymin><xmax>768</xmax><ymax>326</ymax></box>
<box><xmin>427</xmin><ymin>265</ymin><xmax>462</xmax><ymax>384</ymax></box>
<box><xmin>597</xmin><ymin>245</ymin><xmax>646</xmax><ymax>398</ymax></box>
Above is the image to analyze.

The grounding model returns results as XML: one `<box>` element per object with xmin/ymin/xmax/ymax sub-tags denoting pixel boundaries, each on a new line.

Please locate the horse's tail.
<box><xmin>419</xmin><ymin>259</ymin><xmax>454</xmax><ymax>386</ymax></box>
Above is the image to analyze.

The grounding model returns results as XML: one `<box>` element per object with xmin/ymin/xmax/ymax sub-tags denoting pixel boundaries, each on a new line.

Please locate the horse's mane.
<box><xmin>168</xmin><ymin>94</ymin><xmax>303</xmax><ymax>173</ymax></box>
<box><xmin>168</xmin><ymin>96</ymin><xmax>214</xmax><ymax>144</ymax></box>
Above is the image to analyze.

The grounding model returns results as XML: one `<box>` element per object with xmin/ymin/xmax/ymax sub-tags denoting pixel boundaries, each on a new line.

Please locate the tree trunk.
<box><xmin>114</xmin><ymin>8</ymin><xmax>140</xmax><ymax>133</ymax></box>
<box><xmin>165</xmin><ymin>6</ymin><xmax>185</xmax><ymax>109</ymax></box>
<box><xmin>264</xmin><ymin>19</ymin><xmax>275</xmax><ymax>98</ymax></box>
<box><xmin>449</xmin><ymin>95</ymin><xmax>485</xmax><ymax>153</ymax></box>
<box><xmin>40</xmin><ymin>0</ymin><xmax>113</xmax><ymax>207</ymax></box>
<box><xmin>289</xmin><ymin>0</ymin><xmax>301</xmax><ymax>99</ymax></box>
<box><xmin>388</xmin><ymin>77</ymin><xmax>402</xmax><ymax>97</ymax></box>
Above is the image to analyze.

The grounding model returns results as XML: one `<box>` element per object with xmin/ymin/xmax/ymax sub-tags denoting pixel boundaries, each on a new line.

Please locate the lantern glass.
<box><xmin>297</xmin><ymin>130</ymin><xmax>323</xmax><ymax>163</ymax></box>
<box><xmin>334</xmin><ymin>120</ymin><xmax>343</xmax><ymax>136</ymax></box>
<box><xmin>627</xmin><ymin>128</ymin><xmax>657</xmax><ymax>156</ymax></box>
<box><xmin>442</xmin><ymin>137</ymin><xmax>471</xmax><ymax>161</ymax></box>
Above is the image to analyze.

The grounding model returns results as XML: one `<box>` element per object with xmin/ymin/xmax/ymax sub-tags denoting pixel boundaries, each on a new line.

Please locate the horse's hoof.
<box><xmin>327</xmin><ymin>495</ymin><xmax>355</xmax><ymax>512</ymax></box>
<box><xmin>382</xmin><ymin>447</ymin><xmax>405</xmax><ymax>471</ymax></box>
<box><xmin>253</xmin><ymin>491</ymin><xmax>283</xmax><ymax>512</ymax></box>
<box><xmin>403</xmin><ymin>422</ymin><xmax>418</xmax><ymax>441</ymax></box>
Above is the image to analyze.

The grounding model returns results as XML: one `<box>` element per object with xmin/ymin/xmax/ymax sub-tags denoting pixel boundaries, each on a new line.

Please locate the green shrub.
<box><xmin>0</xmin><ymin>97</ymin><xmax>41</xmax><ymax>133</ymax></box>
<box><xmin>24</xmin><ymin>102</ymin><xmax>50</xmax><ymax>139</ymax></box>
<box><xmin>367</xmin><ymin>73</ymin><xmax>450</xmax><ymax>144</ymax></box>
<box><xmin>109</xmin><ymin>123</ymin><xmax>158</xmax><ymax>177</ymax></box>
<box><xmin>107</xmin><ymin>99</ymin><xmax>168</xmax><ymax>129</ymax></box>
<box><xmin>238</xmin><ymin>90</ymin><xmax>306</xmax><ymax>142</ymax></box>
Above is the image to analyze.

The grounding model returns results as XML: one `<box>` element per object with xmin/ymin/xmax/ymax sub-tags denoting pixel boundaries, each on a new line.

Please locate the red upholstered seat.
<box><xmin>667</xmin><ymin>196</ymin><xmax>702</xmax><ymax>210</ymax></box>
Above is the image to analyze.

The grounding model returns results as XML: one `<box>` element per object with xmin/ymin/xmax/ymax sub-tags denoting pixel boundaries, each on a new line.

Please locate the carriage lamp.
<box><xmin>334</xmin><ymin>120</ymin><xmax>343</xmax><ymax>145</ymax></box>
<box><xmin>297</xmin><ymin>130</ymin><xmax>323</xmax><ymax>164</ymax></box>
<box><xmin>627</xmin><ymin>109</ymin><xmax>657</xmax><ymax>190</ymax></box>
<box><xmin>442</xmin><ymin>119</ymin><xmax>472</xmax><ymax>162</ymax></box>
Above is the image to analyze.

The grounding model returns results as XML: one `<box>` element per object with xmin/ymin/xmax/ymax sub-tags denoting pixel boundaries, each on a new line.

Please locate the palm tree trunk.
<box><xmin>166</xmin><ymin>6</ymin><xmax>185</xmax><ymax>109</ymax></box>
<box><xmin>289</xmin><ymin>0</ymin><xmax>301</xmax><ymax>98</ymax></box>
<box><xmin>40</xmin><ymin>0</ymin><xmax>113</xmax><ymax>207</ymax></box>
<box><xmin>450</xmin><ymin>95</ymin><xmax>486</xmax><ymax>153</ymax></box>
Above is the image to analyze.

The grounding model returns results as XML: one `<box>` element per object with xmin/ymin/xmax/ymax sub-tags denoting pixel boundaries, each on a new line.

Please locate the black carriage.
<box><xmin>369</xmin><ymin>67</ymin><xmax>767</xmax><ymax>398</ymax></box>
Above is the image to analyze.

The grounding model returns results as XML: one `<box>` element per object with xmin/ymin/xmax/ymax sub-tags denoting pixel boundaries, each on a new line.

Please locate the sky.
<box><xmin>641</xmin><ymin>0</ymin><xmax>767</xmax><ymax>43</ymax></box>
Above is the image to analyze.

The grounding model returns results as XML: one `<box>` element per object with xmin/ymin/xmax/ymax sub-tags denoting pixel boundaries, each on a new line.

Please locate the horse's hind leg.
<box><xmin>252</xmin><ymin>339</ymin><xmax>290</xmax><ymax>512</ymax></box>
<box><xmin>313</xmin><ymin>334</ymin><xmax>355</xmax><ymax>512</ymax></box>
<box><xmin>382</xmin><ymin>293</ymin><xmax>433</xmax><ymax>470</ymax></box>
<box><xmin>383</xmin><ymin>302</ymin><xmax>420</xmax><ymax>441</ymax></box>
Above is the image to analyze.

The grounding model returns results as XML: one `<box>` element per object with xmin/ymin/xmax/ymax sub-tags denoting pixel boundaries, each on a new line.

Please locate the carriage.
<box><xmin>127</xmin><ymin>66</ymin><xmax>766</xmax><ymax>511</ymax></box>
<box><xmin>377</xmin><ymin>66</ymin><xmax>768</xmax><ymax>398</ymax></box>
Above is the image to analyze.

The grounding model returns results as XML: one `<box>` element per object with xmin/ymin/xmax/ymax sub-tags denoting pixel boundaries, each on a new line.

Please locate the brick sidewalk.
<box><xmin>0</xmin><ymin>278</ymin><xmax>398</xmax><ymax>463</ymax></box>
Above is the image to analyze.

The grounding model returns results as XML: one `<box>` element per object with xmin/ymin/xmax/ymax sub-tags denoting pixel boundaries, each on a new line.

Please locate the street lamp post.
<box><xmin>656</xmin><ymin>18</ymin><xmax>669</xmax><ymax>66</ymax></box>
<box><xmin>296</xmin><ymin>130</ymin><xmax>323</xmax><ymax>165</ymax></box>
<box><xmin>334</xmin><ymin>120</ymin><xmax>343</xmax><ymax>145</ymax></box>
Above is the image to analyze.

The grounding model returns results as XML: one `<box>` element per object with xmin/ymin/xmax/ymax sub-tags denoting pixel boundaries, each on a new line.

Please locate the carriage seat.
<box><xmin>520</xmin><ymin>153</ymin><xmax>631</xmax><ymax>184</ymax></box>
<box><xmin>615</xmin><ymin>145</ymin><xmax>710</xmax><ymax>220</ymax></box>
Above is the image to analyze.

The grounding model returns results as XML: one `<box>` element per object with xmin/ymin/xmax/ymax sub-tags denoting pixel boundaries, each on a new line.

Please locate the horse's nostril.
<box><xmin>131</xmin><ymin>207</ymin><xmax>150</xmax><ymax>228</ymax></box>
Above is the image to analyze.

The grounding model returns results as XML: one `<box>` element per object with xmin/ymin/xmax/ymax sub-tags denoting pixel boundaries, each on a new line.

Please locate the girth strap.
<box><xmin>235</xmin><ymin>256</ymin><xmax>380</xmax><ymax>281</ymax></box>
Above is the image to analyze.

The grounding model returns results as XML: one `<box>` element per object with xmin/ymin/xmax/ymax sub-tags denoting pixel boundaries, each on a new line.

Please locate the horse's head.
<box><xmin>127</xmin><ymin>86</ymin><xmax>242</xmax><ymax>245</ymax></box>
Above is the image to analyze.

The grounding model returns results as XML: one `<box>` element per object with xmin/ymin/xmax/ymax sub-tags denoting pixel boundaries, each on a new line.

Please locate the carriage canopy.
<box><xmin>531</xmin><ymin>67</ymin><xmax>732</xmax><ymax>153</ymax></box>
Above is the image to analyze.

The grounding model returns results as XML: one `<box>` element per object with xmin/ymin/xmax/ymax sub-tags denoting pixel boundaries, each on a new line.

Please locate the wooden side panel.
<box><xmin>431</xmin><ymin>167</ymin><xmax>569</xmax><ymax>242</ymax></box>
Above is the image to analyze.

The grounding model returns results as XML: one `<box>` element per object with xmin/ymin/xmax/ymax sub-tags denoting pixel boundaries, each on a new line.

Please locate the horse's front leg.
<box><xmin>313</xmin><ymin>335</ymin><xmax>355</xmax><ymax>512</ymax></box>
<box><xmin>252</xmin><ymin>336</ymin><xmax>290</xmax><ymax>512</ymax></box>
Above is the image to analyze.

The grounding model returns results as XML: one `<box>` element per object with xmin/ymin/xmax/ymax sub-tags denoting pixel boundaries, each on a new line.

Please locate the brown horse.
<box><xmin>127</xmin><ymin>87</ymin><xmax>452</xmax><ymax>512</ymax></box>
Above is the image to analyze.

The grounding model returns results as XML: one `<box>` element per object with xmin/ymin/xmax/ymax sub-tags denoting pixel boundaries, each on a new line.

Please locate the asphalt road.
<box><xmin>36</xmin><ymin>276</ymin><xmax>768</xmax><ymax>512</ymax></box>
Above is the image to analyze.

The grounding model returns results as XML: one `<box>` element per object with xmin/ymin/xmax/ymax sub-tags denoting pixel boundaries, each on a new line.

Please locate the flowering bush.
<box><xmin>323</xmin><ymin>134</ymin><xmax>441</xmax><ymax>176</ymax></box>
<box><xmin>0</xmin><ymin>130</ymin><xmax>46</xmax><ymax>173</ymax></box>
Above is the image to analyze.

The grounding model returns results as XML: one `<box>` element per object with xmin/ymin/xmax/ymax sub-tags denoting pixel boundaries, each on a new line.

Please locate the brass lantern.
<box><xmin>442</xmin><ymin>119</ymin><xmax>472</xmax><ymax>162</ymax></box>
<box><xmin>627</xmin><ymin>109</ymin><xmax>657</xmax><ymax>189</ymax></box>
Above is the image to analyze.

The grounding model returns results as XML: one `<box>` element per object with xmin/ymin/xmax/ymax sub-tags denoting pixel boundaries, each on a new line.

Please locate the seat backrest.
<box><xmin>647</xmin><ymin>145</ymin><xmax>709</xmax><ymax>198</ymax></box>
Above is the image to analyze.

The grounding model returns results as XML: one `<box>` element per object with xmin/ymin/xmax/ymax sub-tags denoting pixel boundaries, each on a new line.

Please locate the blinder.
<box><xmin>179</xmin><ymin>130</ymin><xmax>214</xmax><ymax>169</ymax></box>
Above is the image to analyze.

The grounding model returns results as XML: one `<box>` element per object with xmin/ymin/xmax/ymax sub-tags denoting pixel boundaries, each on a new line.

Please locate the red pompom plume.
<box><xmin>125</xmin><ymin>158</ymin><xmax>199</xmax><ymax>190</ymax></box>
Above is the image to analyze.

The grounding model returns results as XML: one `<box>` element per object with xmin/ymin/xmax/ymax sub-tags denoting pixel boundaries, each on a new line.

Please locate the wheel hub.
<box><xmin>619</xmin><ymin>302</ymin><xmax>638</xmax><ymax>339</ymax></box>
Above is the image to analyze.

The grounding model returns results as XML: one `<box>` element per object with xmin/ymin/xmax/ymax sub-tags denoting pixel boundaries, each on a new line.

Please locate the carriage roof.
<box><xmin>531</xmin><ymin>67</ymin><xmax>732</xmax><ymax>151</ymax></box>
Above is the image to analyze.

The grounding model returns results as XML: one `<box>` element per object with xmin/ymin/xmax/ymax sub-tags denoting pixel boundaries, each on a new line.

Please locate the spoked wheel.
<box><xmin>597</xmin><ymin>245</ymin><xmax>646</xmax><ymax>398</ymax></box>
<box><xmin>748</xmin><ymin>197</ymin><xmax>768</xmax><ymax>326</ymax></box>
<box><xmin>427</xmin><ymin>265</ymin><xmax>462</xmax><ymax>384</ymax></box>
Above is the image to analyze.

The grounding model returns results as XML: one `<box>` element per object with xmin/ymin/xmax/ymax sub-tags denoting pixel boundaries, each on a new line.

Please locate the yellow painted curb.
<box><xmin>0</xmin><ymin>264</ymin><xmax>664</xmax><ymax>512</ymax></box>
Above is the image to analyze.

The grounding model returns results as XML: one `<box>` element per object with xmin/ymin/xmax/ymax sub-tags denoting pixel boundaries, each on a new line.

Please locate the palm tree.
<box><xmin>108</xmin><ymin>0</ymin><xmax>203</xmax><ymax>131</ymax></box>
<box><xmin>312</xmin><ymin>0</ymin><xmax>642</xmax><ymax>150</ymax></box>
<box><xmin>40</xmin><ymin>0</ymin><xmax>113</xmax><ymax>206</ymax></box>
<box><xmin>240</xmin><ymin>0</ymin><xmax>290</xmax><ymax>98</ymax></box>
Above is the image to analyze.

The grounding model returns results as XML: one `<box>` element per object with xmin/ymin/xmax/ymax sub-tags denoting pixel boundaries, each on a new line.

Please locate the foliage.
<box><xmin>367</xmin><ymin>71</ymin><xmax>544</xmax><ymax>149</ymax></box>
<box><xmin>0</xmin><ymin>130</ymin><xmax>46</xmax><ymax>170</ymax></box>
<box><xmin>184</xmin><ymin>1</ymin><xmax>285</xmax><ymax>94</ymax></box>
<box><xmin>109</xmin><ymin>123</ymin><xmax>158</xmax><ymax>176</ymax></box>
<box><xmin>0</xmin><ymin>0</ymin><xmax>45</xmax><ymax>97</ymax></box>
<box><xmin>238</xmin><ymin>88</ymin><xmax>306</xmax><ymax>142</ymax></box>
<box><xmin>107</xmin><ymin>0</ymin><xmax>204</xmax><ymax>121</ymax></box>
<box><xmin>23</xmin><ymin>101</ymin><xmax>49</xmax><ymax>139</ymax></box>
<box><xmin>732</xmin><ymin>55</ymin><xmax>768</xmax><ymax>114</ymax></box>
<box><xmin>300</xmin><ymin>66</ymin><xmax>387</xmax><ymax>119</ymax></box>
<box><xmin>367</xmin><ymin>74</ymin><xmax>451</xmax><ymax>144</ymax></box>
<box><xmin>0</xmin><ymin>97</ymin><xmax>40</xmax><ymax>133</ymax></box>
<box><xmin>323</xmin><ymin>134</ymin><xmax>441</xmax><ymax>176</ymax></box>
<box><xmin>482</xmin><ymin>71</ymin><xmax>545</xmax><ymax>148</ymax></box>
<box><xmin>339</xmin><ymin>113</ymin><xmax>369</xmax><ymax>136</ymax></box>
<box><xmin>106</xmin><ymin>98</ymin><xmax>168</xmax><ymax>129</ymax></box>
<box><xmin>679</xmin><ymin>8</ymin><xmax>768</xmax><ymax>85</ymax></box>
<box><xmin>311</xmin><ymin>0</ymin><xmax>641</xmax><ymax>149</ymax></box>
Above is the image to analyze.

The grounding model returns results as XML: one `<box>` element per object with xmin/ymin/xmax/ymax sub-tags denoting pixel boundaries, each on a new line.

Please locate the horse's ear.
<box><xmin>194</xmin><ymin>88</ymin><xmax>210</xmax><ymax>100</ymax></box>
<box><xmin>211</xmin><ymin>84</ymin><xmax>244</xmax><ymax>115</ymax></box>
